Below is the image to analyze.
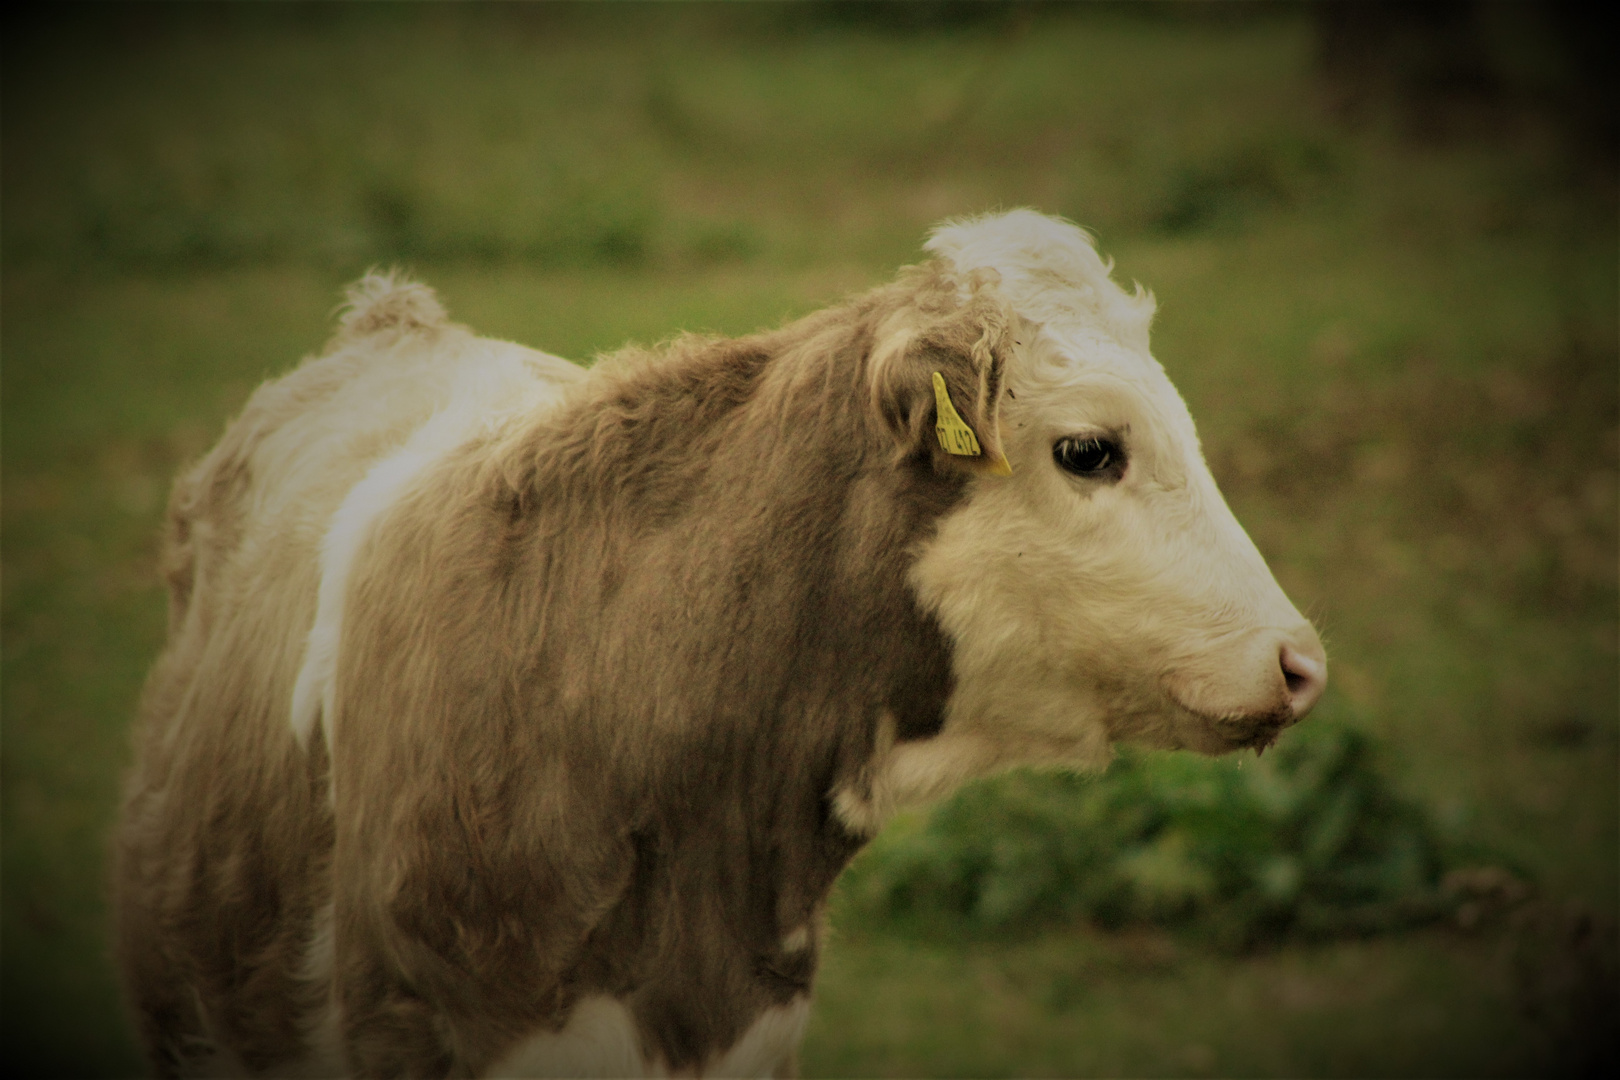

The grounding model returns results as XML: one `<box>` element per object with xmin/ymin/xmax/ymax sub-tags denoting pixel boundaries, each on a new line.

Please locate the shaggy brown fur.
<box><xmin>114</xmin><ymin>264</ymin><xmax>1014</xmax><ymax>1076</ymax></box>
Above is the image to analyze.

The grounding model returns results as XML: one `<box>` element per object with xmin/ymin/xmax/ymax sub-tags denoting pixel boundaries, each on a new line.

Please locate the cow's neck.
<box><xmin>518</xmin><ymin>305</ymin><xmax>967</xmax><ymax>1069</ymax></box>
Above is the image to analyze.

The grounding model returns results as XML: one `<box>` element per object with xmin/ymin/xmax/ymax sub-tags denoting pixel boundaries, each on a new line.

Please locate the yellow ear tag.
<box><xmin>932</xmin><ymin>371</ymin><xmax>1013</xmax><ymax>474</ymax></box>
<box><xmin>932</xmin><ymin>371</ymin><xmax>982</xmax><ymax>457</ymax></box>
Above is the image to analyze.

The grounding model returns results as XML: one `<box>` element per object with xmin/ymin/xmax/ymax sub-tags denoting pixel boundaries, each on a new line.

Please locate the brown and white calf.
<box><xmin>114</xmin><ymin>210</ymin><xmax>1325</xmax><ymax>1077</ymax></box>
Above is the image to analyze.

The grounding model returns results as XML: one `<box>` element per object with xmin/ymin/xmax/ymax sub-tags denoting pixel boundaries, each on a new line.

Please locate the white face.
<box><xmin>910</xmin><ymin>317</ymin><xmax>1326</xmax><ymax>774</ymax></box>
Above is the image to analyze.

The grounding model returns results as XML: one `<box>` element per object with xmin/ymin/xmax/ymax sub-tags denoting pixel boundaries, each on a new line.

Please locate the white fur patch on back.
<box><xmin>289</xmin><ymin>352</ymin><xmax>568</xmax><ymax>750</ymax></box>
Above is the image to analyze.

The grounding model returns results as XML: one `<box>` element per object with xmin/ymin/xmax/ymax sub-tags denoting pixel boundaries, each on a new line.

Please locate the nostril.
<box><xmin>1279</xmin><ymin>643</ymin><xmax>1327</xmax><ymax>719</ymax></box>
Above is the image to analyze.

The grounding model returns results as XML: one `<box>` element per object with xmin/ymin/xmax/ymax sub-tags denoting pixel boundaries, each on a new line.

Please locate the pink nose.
<box><xmin>1280</xmin><ymin>642</ymin><xmax>1327</xmax><ymax>720</ymax></box>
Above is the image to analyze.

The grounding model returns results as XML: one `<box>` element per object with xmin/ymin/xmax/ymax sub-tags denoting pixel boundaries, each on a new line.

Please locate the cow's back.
<box><xmin>113</xmin><ymin>276</ymin><xmax>583</xmax><ymax>1075</ymax></box>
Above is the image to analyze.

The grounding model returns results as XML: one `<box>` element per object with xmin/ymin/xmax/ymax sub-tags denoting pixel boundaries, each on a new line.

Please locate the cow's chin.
<box><xmin>1164</xmin><ymin>699</ymin><xmax>1297</xmax><ymax>757</ymax></box>
<box><xmin>1137</xmin><ymin>663</ymin><xmax>1300</xmax><ymax>756</ymax></box>
<box><xmin>1185</xmin><ymin>710</ymin><xmax>1295</xmax><ymax>756</ymax></box>
<box><xmin>1110</xmin><ymin>694</ymin><xmax>1297</xmax><ymax>758</ymax></box>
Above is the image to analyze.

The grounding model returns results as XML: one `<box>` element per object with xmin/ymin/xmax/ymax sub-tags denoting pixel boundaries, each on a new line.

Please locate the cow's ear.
<box><xmin>868</xmin><ymin>274</ymin><xmax>1014</xmax><ymax>475</ymax></box>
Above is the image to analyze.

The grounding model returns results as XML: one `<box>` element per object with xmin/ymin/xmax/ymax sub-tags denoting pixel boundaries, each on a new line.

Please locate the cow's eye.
<box><xmin>1054</xmin><ymin>436</ymin><xmax>1124</xmax><ymax>478</ymax></box>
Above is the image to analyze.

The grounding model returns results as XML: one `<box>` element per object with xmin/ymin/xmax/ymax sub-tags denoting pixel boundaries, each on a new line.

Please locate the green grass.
<box><xmin>3</xmin><ymin>5</ymin><xmax>1614</xmax><ymax>1076</ymax></box>
<box><xmin>805</xmin><ymin>924</ymin><xmax>1562</xmax><ymax>1078</ymax></box>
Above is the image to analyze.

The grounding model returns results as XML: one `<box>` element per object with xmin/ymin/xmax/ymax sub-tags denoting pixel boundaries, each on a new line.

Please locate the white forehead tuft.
<box><xmin>924</xmin><ymin>209</ymin><xmax>1156</xmax><ymax>355</ymax></box>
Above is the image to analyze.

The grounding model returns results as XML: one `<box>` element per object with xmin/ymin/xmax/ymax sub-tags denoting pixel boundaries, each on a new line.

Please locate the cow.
<box><xmin>113</xmin><ymin>209</ymin><xmax>1326</xmax><ymax>1078</ymax></box>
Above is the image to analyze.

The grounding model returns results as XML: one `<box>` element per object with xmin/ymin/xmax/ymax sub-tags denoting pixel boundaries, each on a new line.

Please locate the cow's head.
<box><xmin>840</xmin><ymin>210</ymin><xmax>1326</xmax><ymax>828</ymax></box>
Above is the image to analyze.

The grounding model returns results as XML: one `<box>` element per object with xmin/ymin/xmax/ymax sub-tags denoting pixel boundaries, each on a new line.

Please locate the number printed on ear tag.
<box><xmin>932</xmin><ymin>372</ymin><xmax>982</xmax><ymax>457</ymax></box>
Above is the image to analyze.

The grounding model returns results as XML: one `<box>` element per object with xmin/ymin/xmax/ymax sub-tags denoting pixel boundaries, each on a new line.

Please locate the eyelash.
<box><xmin>1053</xmin><ymin>435</ymin><xmax>1125</xmax><ymax>479</ymax></box>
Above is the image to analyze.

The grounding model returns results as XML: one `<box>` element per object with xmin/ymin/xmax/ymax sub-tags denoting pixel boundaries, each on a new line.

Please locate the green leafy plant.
<box><xmin>841</xmin><ymin>721</ymin><xmax>1464</xmax><ymax>947</ymax></box>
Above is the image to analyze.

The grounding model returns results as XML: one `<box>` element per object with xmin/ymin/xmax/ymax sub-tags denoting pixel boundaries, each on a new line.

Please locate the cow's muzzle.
<box><xmin>1279</xmin><ymin>641</ymin><xmax>1327</xmax><ymax>721</ymax></box>
<box><xmin>1231</xmin><ymin>635</ymin><xmax>1328</xmax><ymax>753</ymax></box>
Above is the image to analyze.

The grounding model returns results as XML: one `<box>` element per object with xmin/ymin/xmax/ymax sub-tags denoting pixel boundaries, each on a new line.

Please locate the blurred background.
<box><xmin>3</xmin><ymin>2</ymin><xmax>1614</xmax><ymax>1075</ymax></box>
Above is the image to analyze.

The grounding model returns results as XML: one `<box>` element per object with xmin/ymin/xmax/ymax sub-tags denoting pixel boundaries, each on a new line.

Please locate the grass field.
<box><xmin>3</xmin><ymin>4</ymin><xmax>1615</xmax><ymax>1075</ymax></box>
